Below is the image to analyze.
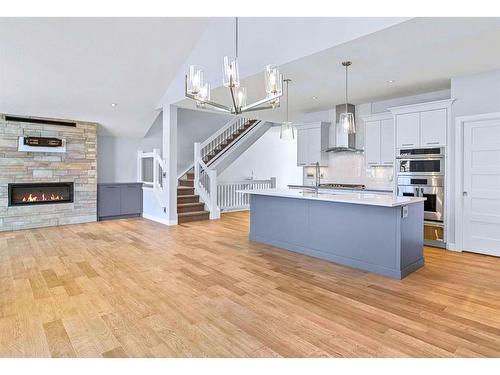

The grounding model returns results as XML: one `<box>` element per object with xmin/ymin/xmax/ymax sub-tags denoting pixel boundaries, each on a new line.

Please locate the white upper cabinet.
<box><xmin>396</xmin><ymin>112</ymin><xmax>420</xmax><ymax>148</ymax></box>
<box><xmin>380</xmin><ymin>118</ymin><xmax>395</xmax><ymax>164</ymax></box>
<box><xmin>296</xmin><ymin>122</ymin><xmax>330</xmax><ymax>166</ymax></box>
<box><xmin>363</xmin><ymin>114</ymin><xmax>394</xmax><ymax>167</ymax></box>
<box><xmin>389</xmin><ymin>99</ymin><xmax>454</xmax><ymax>149</ymax></box>
<box><xmin>420</xmin><ymin>108</ymin><xmax>447</xmax><ymax>146</ymax></box>
<box><xmin>296</xmin><ymin>128</ymin><xmax>308</xmax><ymax>166</ymax></box>
<box><xmin>365</xmin><ymin>120</ymin><xmax>381</xmax><ymax>166</ymax></box>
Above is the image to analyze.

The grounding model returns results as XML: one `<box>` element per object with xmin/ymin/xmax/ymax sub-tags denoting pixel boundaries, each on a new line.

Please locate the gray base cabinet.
<box><xmin>98</xmin><ymin>183</ymin><xmax>143</xmax><ymax>220</ymax></box>
<box><xmin>249</xmin><ymin>194</ymin><xmax>424</xmax><ymax>279</ymax></box>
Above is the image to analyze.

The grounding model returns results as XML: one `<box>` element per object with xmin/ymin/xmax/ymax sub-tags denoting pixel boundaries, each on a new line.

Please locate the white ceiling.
<box><xmin>177</xmin><ymin>17</ymin><xmax>500</xmax><ymax>123</ymax></box>
<box><xmin>0</xmin><ymin>18</ymin><xmax>209</xmax><ymax>136</ymax></box>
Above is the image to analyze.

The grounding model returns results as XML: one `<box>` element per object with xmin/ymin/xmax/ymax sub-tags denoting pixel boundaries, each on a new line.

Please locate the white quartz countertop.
<box><xmin>238</xmin><ymin>188</ymin><xmax>425</xmax><ymax>207</ymax></box>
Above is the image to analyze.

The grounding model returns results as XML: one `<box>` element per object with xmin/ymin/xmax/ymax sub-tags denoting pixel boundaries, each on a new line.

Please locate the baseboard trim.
<box><xmin>446</xmin><ymin>243</ymin><xmax>462</xmax><ymax>252</ymax></box>
<box><xmin>142</xmin><ymin>213</ymin><xmax>177</xmax><ymax>226</ymax></box>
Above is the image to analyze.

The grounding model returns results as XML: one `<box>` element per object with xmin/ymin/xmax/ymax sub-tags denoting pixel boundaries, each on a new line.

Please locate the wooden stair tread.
<box><xmin>177</xmin><ymin>202</ymin><xmax>204</xmax><ymax>207</ymax></box>
<box><xmin>177</xmin><ymin>210</ymin><xmax>209</xmax><ymax>217</ymax></box>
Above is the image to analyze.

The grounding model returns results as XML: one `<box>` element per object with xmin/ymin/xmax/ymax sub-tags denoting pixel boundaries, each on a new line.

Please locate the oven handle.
<box><xmin>396</xmin><ymin>155</ymin><xmax>444</xmax><ymax>160</ymax></box>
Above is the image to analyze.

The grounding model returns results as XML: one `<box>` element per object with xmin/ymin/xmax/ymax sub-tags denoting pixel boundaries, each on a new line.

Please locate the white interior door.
<box><xmin>463</xmin><ymin>116</ymin><xmax>500</xmax><ymax>256</ymax></box>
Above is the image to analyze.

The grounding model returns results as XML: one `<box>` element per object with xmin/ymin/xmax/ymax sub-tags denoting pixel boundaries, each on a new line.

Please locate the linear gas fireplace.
<box><xmin>8</xmin><ymin>182</ymin><xmax>74</xmax><ymax>206</ymax></box>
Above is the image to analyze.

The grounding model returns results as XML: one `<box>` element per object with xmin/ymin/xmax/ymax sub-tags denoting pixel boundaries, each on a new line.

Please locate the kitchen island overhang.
<box><xmin>240</xmin><ymin>189</ymin><xmax>427</xmax><ymax>279</ymax></box>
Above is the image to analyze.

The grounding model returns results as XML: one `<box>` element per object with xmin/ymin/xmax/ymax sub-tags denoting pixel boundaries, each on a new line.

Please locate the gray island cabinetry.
<box><xmin>242</xmin><ymin>189</ymin><xmax>426</xmax><ymax>279</ymax></box>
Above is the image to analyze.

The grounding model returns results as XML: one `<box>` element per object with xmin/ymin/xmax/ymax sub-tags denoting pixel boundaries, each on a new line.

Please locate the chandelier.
<box><xmin>185</xmin><ymin>18</ymin><xmax>283</xmax><ymax>115</ymax></box>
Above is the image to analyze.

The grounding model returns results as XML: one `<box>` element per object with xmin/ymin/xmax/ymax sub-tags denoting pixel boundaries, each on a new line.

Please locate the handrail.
<box><xmin>200</xmin><ymin>116</ymin><xmax>254</xmax><ymax>162</ymax></box>
<box><xmin>200</xmin><ymin>116</ymin><xmax>239</xmax><ymax>149</ymax></box>
<box><xmin>138</xmin><ymin>148</ymin><xmax>166</xmax><ymax>209</ymax></box>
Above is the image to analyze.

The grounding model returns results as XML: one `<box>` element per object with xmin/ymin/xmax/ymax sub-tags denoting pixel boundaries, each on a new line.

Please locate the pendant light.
<box><xmin>280</xmin><ymin>78</ymin><xmax>295</xmax><ymax>140</ymax></box>
<box><xmin>339</xmin><ymin>61</ymin><xmax>356</xmax><ymax>134</ymax></box>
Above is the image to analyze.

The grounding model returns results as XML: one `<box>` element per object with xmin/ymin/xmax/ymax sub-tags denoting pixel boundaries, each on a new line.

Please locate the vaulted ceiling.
<box><xmin>177</xmin><ymin>18</ymin><xmax>500</xmax><ymax>124</ymax></box>
<box><xmin>0</xmin><ymin>17</ymin><xmax>406</xmax><ymax>136</ymax></box>
<box><xmin>0</xmin><ymin>18</ymin><xmax>209</xmax><ymax>136</ymax></box>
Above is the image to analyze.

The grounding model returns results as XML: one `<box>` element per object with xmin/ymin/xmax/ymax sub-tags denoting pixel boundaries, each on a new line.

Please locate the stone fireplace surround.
<box><xmin>0</xmin><ymin>114</ymin><xmax>97</xmax><ymax>231</ymax></box>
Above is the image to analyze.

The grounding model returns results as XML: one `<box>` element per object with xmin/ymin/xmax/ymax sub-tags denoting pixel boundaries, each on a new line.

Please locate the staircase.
<box><xmin>177</xmin><ymin>170</ymin><xmax>210</xmax><ymax>223</ymax></box>
<box><xmin>203</xmin><ymin>119</ymin><xmax>258</xmax><ymax>165</ymax></box>
<box><xmin>139</xmin><ymin>116</ymin><xmax>272</xmax><ymax>225</ymax></box>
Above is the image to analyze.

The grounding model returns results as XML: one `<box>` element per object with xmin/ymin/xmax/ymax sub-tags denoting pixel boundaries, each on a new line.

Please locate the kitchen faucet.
<box><xmin>315</xmin><ymin>161</ymin><xmax>321</xmax><ymax>193</ymax></box>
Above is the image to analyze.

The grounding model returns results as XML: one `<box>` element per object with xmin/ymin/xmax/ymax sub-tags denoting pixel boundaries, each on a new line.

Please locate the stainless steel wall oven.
<box><xmin>396</xmin><ymin>148</ymin><xmax>446</xmax><ymax>248</ymax></box>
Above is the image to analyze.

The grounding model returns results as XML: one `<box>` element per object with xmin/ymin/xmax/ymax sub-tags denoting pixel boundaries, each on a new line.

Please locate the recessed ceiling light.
<box><xmin>387</xmin><ymin>80</ymin><xmax>396</xmax><ymax>83</ymax></box>
<box><xmin>111</xmin><ymin>103</ymin><xmax>118</xmax><ymax>107</ymax></box>
<box><xmin>312</xmin><ymin>96</ymin><xmax>318</xmax><ymax>100</ymax></box>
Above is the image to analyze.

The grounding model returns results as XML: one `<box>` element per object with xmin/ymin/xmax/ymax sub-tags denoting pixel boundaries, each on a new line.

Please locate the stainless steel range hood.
<box><xmin>325</xmin><ymin>104</ymin><xmax>364</xmax><ymax>153</ymax></box>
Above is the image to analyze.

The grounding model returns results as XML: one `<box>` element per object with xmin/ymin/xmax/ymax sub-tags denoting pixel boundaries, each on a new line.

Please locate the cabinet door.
<box><xmin>420</xmin><ymin>108</ymin><xmax>447</xmax><ymax>146</ymax></box>
<box><xmin>396</xmin><ymin>112</ymin><xmax>420</xmax><ymax>148</ymax></box>
<box><xmin>365</xmin><ymin>120</ymin><xmax>381</xmax><ymax>166</ymax></box>
<box><xmin>307</xmin><ymin>127</ymin><xmax>322</xmax><ymax>165</ymax></box>
<box><xmin>120</xmin><ymin>185</ymin><xmax>142</xmax><ymax>215</ymax></box>
<box><xmin>98</xmin><ymin>185</ymin><xmax>121</xmax><ymax>217</ymax></box>
<box><xmin>380</xmin><ymin>118</ymin><xmax>395</xmax><ymax>165</ymax></box>
<box><xmin>297</xmin><ymin>128</ymin><xmax>308</xmax><ymax>166</ymax></box>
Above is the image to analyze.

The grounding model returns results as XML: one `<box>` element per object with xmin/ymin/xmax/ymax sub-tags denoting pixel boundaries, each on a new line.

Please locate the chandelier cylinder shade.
<box><xmin>187</xmin><ymin>65</ymin><xmax>204</xmax><ymax>95</ymax></box>
<box><xmin>235</xmin><ymin>87</ymin><xmax>247</xmax><ymax>109</ymax></box>
<box><xmin>265</xmin><ymin>65</ymin><xmax>283</xmax><ymax>96</ymax></box>
<box><xmin>223</xmin><ymin>56</ymin><xmax>240</xmax><ymax>88</ymax></box>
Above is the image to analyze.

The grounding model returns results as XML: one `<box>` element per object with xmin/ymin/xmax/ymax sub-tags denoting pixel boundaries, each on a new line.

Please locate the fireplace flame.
<box><xmin>21</xmin><ymin>193</ymin><xmax>64</xmax><ymax>202</ymax></box>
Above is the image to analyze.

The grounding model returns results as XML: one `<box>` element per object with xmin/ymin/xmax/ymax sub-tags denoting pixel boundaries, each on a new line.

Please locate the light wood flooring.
<box><xmin>1</xmin><ymin>211</ymin><xmax>500</xmax><ymax>357</ymax></box>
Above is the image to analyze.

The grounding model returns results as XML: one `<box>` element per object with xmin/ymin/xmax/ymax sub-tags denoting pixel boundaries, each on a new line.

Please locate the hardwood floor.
<box><xmin>1</xmin><ymin>211</ymin><xmax>500</xmax><ymax>357</ymax></box>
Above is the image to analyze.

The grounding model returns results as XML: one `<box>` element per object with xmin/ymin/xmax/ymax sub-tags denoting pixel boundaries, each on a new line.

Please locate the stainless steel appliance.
<box><xmin>396</xmin><ymin>147</ymin><xmax>444</xmax><ymax>175</ymax></box>
<box><xmin>397</xmin><ymin>176</ymin><xmax>444</xmax><ymax>222</ymax></box>
<box><xmin>396</xmin><ymin>148</ymin><xmax>446</xmax><ymax>248</ymax></box>
<box><xmin>319</xmin><ymin>183</ymin><xmax>366</xmax><ymax>190</ymax></box>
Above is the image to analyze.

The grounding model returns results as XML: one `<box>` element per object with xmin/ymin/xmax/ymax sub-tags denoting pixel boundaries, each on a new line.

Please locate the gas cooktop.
<box><xmin>319</xmin><ymin>183</ymin><xmax>366</xmax><ymax>190</ymax></box>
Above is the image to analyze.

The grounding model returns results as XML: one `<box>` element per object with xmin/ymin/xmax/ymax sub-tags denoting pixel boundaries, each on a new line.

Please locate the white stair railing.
<box><xmin>194</xmin><ymin>142</ymin><xmax>220</xmax><ymax>219</ymax></box>
<box><xmin>217</xmin><ymin>177</ymin><xmax>276</xmax><ymax>212</ymax></box>
<box><xmin>138</xmin><ymin>148</ymin><xmax>167</xmax><ymax>208</ymax></box>
<box><xmin>200</xmin><ymin>116</ymin><xmax>255</xmax><ymax>165</ymax></box>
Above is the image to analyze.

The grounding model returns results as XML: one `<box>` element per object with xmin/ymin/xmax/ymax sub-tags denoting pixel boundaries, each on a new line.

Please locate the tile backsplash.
<box><xmin>303</xmin><ymin>152</ymin><xmax>394</xmax><ymax>190</ymax></box>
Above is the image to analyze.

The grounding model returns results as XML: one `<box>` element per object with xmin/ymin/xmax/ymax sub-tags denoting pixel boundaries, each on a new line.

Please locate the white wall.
<box><xmin>97</xmin><ymin>112</ymin><xmax>162</xmax><ymax>183</ymax></box>
<box><xmin>177</xmin><ymin>108</ymin><xmax>233</xmax><ymax>175</ymax></box>
<box><xmin>218</xmin><ymin>126</ymin><xmax>302</xmax><ymax>188</ymax></box>
<box><xmin>447</xmin><ymin>69</ymin><xmax>500</xmax><ymax>245</ymax></box>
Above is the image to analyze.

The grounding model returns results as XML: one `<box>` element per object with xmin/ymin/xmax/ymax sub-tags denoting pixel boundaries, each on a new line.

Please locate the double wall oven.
<box><xmin>397</xmin><ymin>148</ymin><xmax>446</xmax><ymax>248</ymax></box>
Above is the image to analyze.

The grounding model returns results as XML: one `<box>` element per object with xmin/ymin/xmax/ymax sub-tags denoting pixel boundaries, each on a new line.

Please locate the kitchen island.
<box><xmin>240</xmin><ymin>188</ymin><xmax>426</xmax><ymax>279</ymax></box>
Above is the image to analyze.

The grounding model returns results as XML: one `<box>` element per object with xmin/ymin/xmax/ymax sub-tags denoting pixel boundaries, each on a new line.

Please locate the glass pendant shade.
<box><xmin>235</xmin><ymin>87</ymin><xmax>247</xmax><ymax>109</ymax></box>
<box><xmin>265</xmin><ymin>65</ymin><xmax>282</xmax><ymax>96</ymax></box>
<box><xmin>339</xmin><ymin>112</ymin><xmax>356</xmax><ymax>134</ymax></box>
<box><xmin>280</xmin><ymin>121</ymin><xmax>295</xmax><ymax>140</ymax></box>
<box><xmin>223</xmin><ymin>56</ymin><xmax>240</xmax><ymax>88</ymax></box>
<box><xmin>187</xmin><ymin>65</ymin><xmax>203</xmax><ymax>95</ymax></box>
